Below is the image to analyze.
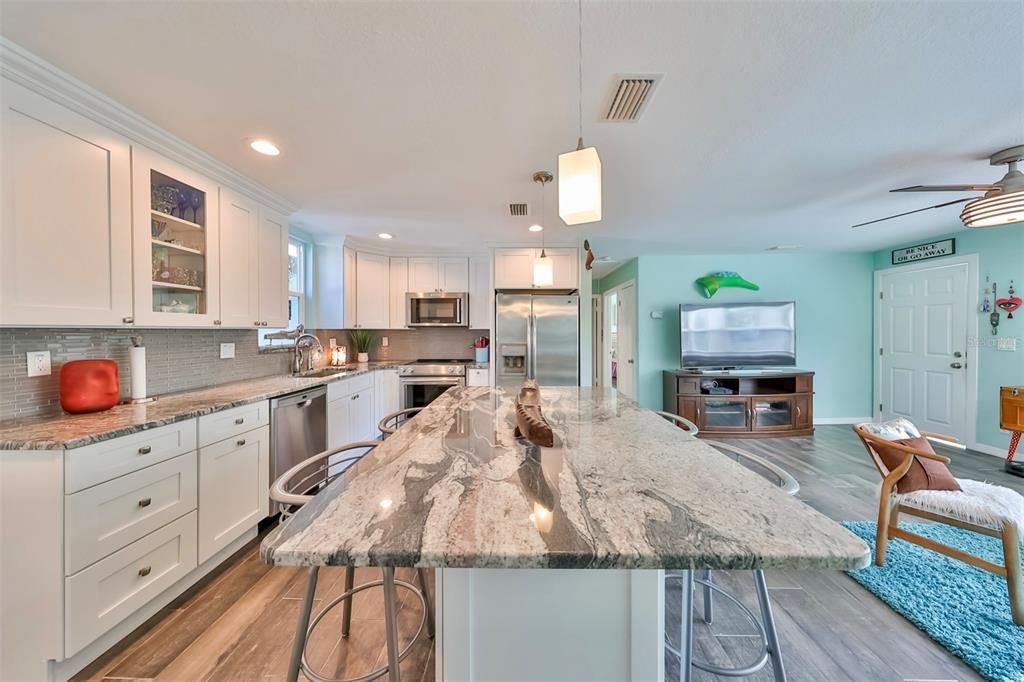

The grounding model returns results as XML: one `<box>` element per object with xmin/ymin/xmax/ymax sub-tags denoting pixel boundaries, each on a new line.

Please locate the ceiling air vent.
<box><xmin>602</xmin><ymin>74</ymin><xmax>662</xmax><ymax>122</ymax></box>
<box><xmin>509</xmin><ymin>203</ymin><xmax>529</xmax><ymax>217</ymax></box>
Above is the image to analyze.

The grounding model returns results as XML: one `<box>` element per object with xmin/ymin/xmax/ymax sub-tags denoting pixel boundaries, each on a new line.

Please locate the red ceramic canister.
<box><xmin>60</xmin><ymin>359</ymin><xmax>120</xmax><ymax>414</ymax></box>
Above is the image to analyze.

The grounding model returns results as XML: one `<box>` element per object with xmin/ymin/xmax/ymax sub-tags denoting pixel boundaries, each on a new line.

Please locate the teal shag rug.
<box><xmin>844</xmin><ymin>521</ymin><xmax>1024</xmax><ymax>682</ymax></box>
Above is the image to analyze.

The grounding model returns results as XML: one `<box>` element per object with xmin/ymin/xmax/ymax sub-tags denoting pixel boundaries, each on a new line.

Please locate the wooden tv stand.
<box><xmin>662</xmin><ymin>370</ymin><xmax>814</xmax><ymax>438</ymax></box>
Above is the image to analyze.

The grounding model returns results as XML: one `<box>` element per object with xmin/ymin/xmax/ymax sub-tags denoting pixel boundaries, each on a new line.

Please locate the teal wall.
<box><xmin>594</xmin><ymin>259</ymin><xmax>638</xmax><ymax>294</ymax></box>
<box><xmin>631</xmin><ymin>253</ymin><xmax>876</xmax><ymax>417</ymax></box>
<box><xmin>873</xmin><ymin>228</ymin><xmax>1024</xmax><ymax>451</ymax></box>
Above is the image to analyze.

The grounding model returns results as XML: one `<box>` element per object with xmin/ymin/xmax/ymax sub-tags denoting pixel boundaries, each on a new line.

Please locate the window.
<box><xmin>260</xmin><ymin>238</ymin><xmax>306</xmax><ymax>349</ymax></box>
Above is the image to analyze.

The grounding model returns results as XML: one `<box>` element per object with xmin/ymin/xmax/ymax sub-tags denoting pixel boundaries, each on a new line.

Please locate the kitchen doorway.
<box><xmin>602</xmin><ymin>281</ymin><xmax>637</xmax><ymax>400</ymax></box>
<box><xmin>875</xmin><ymin>255</ymin><xmax>978</xmax><ymax>445</ymax></box>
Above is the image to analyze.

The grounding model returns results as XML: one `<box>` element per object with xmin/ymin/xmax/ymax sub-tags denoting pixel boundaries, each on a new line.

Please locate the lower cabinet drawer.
<box><xmin>65</xmin><ymin>511</ymin><xmax>197</xmax><ymax>657</ymax></box>
<box><xmin>65</xmin><ymin>452</ymin><xmax>198</xmax><ymax>575</ymax></box>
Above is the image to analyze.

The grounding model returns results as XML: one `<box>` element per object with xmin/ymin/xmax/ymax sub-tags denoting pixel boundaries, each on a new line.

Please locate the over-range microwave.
<box><xmin>406</xmin><ymin>292</ymin><xmax>469</xmax><ymax>327</ymax></box>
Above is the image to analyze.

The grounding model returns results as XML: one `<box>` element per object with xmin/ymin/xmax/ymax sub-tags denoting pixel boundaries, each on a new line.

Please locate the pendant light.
<box><xmin>558</xmin><ymin>0</ymin><xmax>602</xmax><ymax>226</ymax></box>
<box><xmin>532</xmin><ymin>171</ymin><xmax>554</xmax><ymax>287</ymax></box>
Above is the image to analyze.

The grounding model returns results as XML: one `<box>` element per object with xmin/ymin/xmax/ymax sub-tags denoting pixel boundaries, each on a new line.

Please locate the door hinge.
<box><xmin>879</xmin><ymin>347</ymin><xmax>883</xmax><ymax>356</ymax></box>
<box><xmin>879</xmin><ymin>291</ymin><xmax>884</xmax><ymax>300</ymax></box>
<box><xmin>879</xmin><ymin>402</ymin><xmax>883</xmax><ymax>412</ymax></box>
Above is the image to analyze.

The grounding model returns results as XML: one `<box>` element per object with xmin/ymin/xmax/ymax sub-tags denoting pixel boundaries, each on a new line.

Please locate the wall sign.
<box><xmin>891</xmin><ymin>238</ymin><xmax>956</xmax><ymax>265</ymax></box>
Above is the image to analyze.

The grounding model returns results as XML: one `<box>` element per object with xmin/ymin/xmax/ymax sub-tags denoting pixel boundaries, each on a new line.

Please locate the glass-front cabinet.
<box><xmin>132</xmin><ymin>147</ymin><xmax>220</xmax><ymax>326</ymax></box>
<box><xmin>751</xmin><ymin>397</ymin><xmax>796</xmax><ymax>432</ymax></box>
<box><xmin>700</xmin><ymin>397</ymin><xmax>750</xmax><ymax>431</ymax></box>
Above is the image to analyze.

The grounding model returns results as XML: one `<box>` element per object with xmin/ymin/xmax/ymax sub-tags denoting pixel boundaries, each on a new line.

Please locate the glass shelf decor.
<box><xmin>149</xmin><ymin>170</ymin><xmax>207</xmax><ymax>315</ymax></box>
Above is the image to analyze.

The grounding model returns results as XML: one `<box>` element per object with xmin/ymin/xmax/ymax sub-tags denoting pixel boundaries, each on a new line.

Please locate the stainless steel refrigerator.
<box><xmin>495</xmin><ymin>293</ymin><xmax>579</xmax><ymax>389</ymax></box>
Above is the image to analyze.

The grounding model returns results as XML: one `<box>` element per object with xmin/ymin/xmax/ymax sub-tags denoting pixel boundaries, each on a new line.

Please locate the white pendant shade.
<box><xmin>960</xmin><ymin>190</ymin><xmax>1024</xmax><ymax>228</ymax></box>
<box><xmin>533</xmin><ymin>250</ymin><xmax>553</xmax><ymax>287</ymax></box>
<box><xmin>558</xmin><ymin>146</ymin><xmax>602</xmax><ymax>225</ymax></box>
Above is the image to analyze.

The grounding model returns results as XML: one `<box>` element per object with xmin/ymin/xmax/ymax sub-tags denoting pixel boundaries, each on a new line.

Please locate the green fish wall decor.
<box><xmin>695</xmin><ymin>271</ymin><xmax>760</xmax><ymax>298</ymax></box>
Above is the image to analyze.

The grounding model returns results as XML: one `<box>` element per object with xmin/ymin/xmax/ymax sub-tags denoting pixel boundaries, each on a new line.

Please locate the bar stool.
<box><xmin>270</xmin><ymin>440</ymin><xmax>434</xmax><ymax>682</ymax></box>
<box><xmin>656</xmin><ymin>411</ymin><xmax>700</xmax><ymax>435</ymax></box>
<box><xmin>667</xmin><ymin>440</ymin><xmax>797</xmax><ymax>682</ymax></box>
<box><xmin>378</xmin><ymin>407</ymin><xmax>423</xmax><ymax>438</ymax></box>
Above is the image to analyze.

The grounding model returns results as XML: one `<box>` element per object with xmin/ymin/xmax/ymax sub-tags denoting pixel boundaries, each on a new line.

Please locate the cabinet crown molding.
<box><xmin>0</xmin><ymin>38</ymin><xmax>297</xmax><ymax>216</ymax></box>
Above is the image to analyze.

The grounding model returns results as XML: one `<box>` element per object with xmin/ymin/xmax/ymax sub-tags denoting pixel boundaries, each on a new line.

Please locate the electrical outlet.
<box><xmin>220</xmin><ymin>343</ymin><xmax>235</xmax><ymax>359</ymax></box>
<box><xmin>997</xmin><ymin>337</ymin><xmax>1018</xmax><ymax>352</ymax></box>
<box><xmin>26</xmin><ymin>351</ymin><xmax>51</xmax><ymax>377</ymax></box>
<box><xmin>382</xmin><ymin>336</ymin><xmax>389</xmax><ymax>347</ymax></box>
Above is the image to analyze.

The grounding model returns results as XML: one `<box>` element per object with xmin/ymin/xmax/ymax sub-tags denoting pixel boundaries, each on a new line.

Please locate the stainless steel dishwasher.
<box><xmin>270</xmin><ymin>386</ymin><xmax>327</xmax><ymax>496</ymax></box>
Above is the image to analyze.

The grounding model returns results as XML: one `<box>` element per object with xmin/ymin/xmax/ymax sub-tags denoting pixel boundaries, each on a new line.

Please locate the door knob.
<box><xmin>953</xmin><ymin>351</ymin><xmax>963</xmax><ymax>358</ymax></box>
<box><xmin>950</xmin><ymin>362</ymin><xmax>963</xmax><ymax>369</ymax></box>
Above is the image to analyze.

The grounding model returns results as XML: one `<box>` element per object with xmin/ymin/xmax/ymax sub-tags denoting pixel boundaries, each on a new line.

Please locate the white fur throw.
<box><xmin>894</xmin><ymin>478</ymin><xmax>1024</xmax><ymax>533</ymax></box>
<box><xmin>856</xmin><ymin>418</ymin><xmax>921</xmax><ymax>441</ymax></box>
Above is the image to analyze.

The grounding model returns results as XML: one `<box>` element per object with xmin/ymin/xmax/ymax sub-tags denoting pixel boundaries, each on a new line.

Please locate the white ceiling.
<box><xmin>2</xmin><ymin>1</ymin><xmax>1022</xmax><ymax>262</ymax></box>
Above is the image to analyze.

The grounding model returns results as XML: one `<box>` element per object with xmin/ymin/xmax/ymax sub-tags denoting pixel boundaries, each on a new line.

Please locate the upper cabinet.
<box><xmin>0</xmin><ymin>80</ymin><xmax>133</xmax><ymax>326</ymax></box>
<box><xmin>389</xmin><ymin>257</ymin><xmax>409</xmax><ymax>329</ymax></box>
<box><xmin>469</xmin><ymin>256</ymin><xmax>491</xmax><ymax>330</ymax></box>
<box><xmin>354</xmin><ymin>251</ymin><xmax>390</xmax><ymax>329</ymax></box>
<box><xmin>219</xmin><ymin>189</ymin><xmax>259</xmax><ymax>328</ymax></box>
<box><xmin>257</xmin><ymin>207</ymin><xmax>289</xmax><ymax>328</ymax></box>
<box><xmin>493</xmin><ymin>248</ymin><xmax>578</xmax><ymax>290</ymax></box>
<box><xmin>343</xmin><ymin>247</ymin><xmax>357</xmax><ymax>329</ymax></box>
<box><xmin>408</xmin><ymin>257</ymin><xmax>468</xmax><ymax>292</ymax></box>
<box><xmin>132</xmin><ymin>146</ymin><xmax>221</xmax><ymax>326</ymax></box>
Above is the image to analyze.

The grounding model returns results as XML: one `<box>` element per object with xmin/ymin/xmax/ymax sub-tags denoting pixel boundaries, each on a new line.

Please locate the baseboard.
<box><xmin>814</xmin><ymin>416</ymin><xmax>873</xmax><ymax>425</ymax></box>
<box><xmin>969</xmin><ymin>441</ymin><xmax>1009</xmax><ymax>459</ymax></box>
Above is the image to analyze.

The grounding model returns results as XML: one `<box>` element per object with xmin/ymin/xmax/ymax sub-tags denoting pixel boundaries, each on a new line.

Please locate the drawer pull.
<box><xmin>234</xmin><ymin>418</ymin><xmax>245</xmax><ymax>425</ymax></box>
<box><xmin>236</xmin><ymin>439</ymin><xmax>246</xmax><ymax>447</ymax></box>
<box><xmin>138</xmin><ymin>565</ymin><xmax>152</xmax><ymax>577</ymax></box>
<box><xmin>138</xmin><ymin>497</ymin><xmax>152</xmax><ymax>508</ymax></box>
<box><xmin>138</xmin><ymin>446</ymin><xmax>152</xmax><ymax>455</ymax></box>
<box><xmin>351</xmin><ymin>394</ymin><xmax>359</xmax><ymax>401</ymax></box>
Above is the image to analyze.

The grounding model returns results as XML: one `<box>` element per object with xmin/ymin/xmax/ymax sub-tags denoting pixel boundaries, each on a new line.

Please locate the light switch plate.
<box><xmin>997</xmin><ymin>337</ymin><xmax>1017</xmax><ymax>351</ymax></box>
<box><xmin>220</xmin><ymin>343</ymin><xmax>235</xmax><ymax>359</ymax></box>
<box><xmin>26</xmin><ymin>351</ymin><xmax>51</xmax><ymax>377</ymax></box>
<box><xmin>382</xmin><ymin>336</ymin><xmax>389</xmax><ymax>347</ymax></box>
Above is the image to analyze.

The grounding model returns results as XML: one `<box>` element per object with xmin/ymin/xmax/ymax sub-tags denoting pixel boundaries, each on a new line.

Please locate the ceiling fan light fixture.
<box><xmin>960</xmin><ymin>190</ymin><xmax>1024</xmax><ymax>228</ymax></box>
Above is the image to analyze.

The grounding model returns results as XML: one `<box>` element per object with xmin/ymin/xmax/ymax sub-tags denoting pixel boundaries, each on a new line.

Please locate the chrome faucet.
<box><xmin>293</xmin><ymin>332</ymin><xmax>324</xmax><ymax>374</ymax></box>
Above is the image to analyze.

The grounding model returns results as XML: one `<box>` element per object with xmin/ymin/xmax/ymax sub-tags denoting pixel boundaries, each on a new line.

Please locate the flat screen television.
<box><xmin>680</xmin><ymin>302</ymin><xmax>796</xmax><ymax>368</ymax></box>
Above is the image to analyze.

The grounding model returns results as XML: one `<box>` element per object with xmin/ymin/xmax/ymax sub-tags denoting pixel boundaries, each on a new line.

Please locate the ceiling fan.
<box><xmin>852</xmin><ymin>145</ymin><xmax>1024</xmax><ymax>229</ymax></box>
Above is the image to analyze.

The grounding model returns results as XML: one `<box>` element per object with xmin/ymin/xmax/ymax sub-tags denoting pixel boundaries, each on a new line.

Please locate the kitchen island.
<box><xmin>263</xmin><ymin>386</ymin><xmax>869</xmax><ymax>681</ymax></box>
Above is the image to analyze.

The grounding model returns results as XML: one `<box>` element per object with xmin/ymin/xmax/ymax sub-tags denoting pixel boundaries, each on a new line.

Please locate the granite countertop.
<box><xmin>262</xmin><ymin>386</ymin><xmax>870</xmax><ymax>571</ymax></box>
<box><xmin>0</xmin><ymin>361</ymin><xmax>408</xmax><ymax>451</ymax></box>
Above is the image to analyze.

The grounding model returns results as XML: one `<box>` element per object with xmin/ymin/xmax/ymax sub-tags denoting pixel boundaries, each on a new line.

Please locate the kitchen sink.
<box><xmin>298</xmin><ymin>367</ymin><xmax>354</xmax><ymax>378</ymax></box>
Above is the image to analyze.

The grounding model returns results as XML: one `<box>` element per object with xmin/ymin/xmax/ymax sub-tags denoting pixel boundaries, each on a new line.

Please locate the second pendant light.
<box><xmin>532</xmin><ymin>171</ymin><xmax>554</xmax><ymax>287</ymax></box>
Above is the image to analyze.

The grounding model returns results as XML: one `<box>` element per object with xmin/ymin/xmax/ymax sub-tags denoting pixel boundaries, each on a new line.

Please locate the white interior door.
<box><xmin>878</xmin><ymin>260</ymin><xmax>970</xmax><ymax>439</ymax></box>
<box><xmin>616</xmin><ymin>283</ymin><xmax>636</xmax><ymax>400</ymax></box>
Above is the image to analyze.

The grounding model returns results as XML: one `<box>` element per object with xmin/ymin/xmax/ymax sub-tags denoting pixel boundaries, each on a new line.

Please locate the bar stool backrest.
<box><xmin>705</xmin><ymin>439</ymin><xmax>800</xmax><ymax>497</ymax></box>
<box><xmin>378</xmin><ymin>407</ymin><xmax>424</xmax><ymax>438</ymax></box>
<box><xmin>270</xmin><ymin>440</ymin><xmax>380</xmax><ymax>520</ymax></box>
<box><xmin>656</xmin><ymin>410</ymin><xmax>700</xmax><ymax>435</ymax></box>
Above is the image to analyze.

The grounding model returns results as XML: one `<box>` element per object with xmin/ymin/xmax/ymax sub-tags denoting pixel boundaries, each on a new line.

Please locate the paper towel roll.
<box><xmin>130</xmin><ymin>346</ymin><xmax>147</xmax><ymax>400</ymax></box>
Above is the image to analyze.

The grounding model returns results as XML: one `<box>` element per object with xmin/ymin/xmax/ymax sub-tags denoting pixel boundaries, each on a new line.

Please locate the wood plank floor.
<box><xmin>73</xmin><ymin>425</ymin><xmax>1018</xmax><ymax>681</ymax></box>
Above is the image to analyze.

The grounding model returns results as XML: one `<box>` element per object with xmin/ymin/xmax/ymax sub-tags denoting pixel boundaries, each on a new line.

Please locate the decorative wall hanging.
<box><xmin>583</xmin><ymin>239</ymin><xmax>595</xmax><ymax>271</ymax></box>
<box><xmin>891</xmin><ymin>238</ymin><xmax>956</xmax><ymax>265</ymax></box>
<box><xmin>996</xmin><ymin>280</ymin><xmax>1021</xmax><ymax>319</ymax></box>
<box><xmin>695</xmin><ymin>271</ymin><xmax>761</xmax><ymax>299</ymax></box>
<box><xmin>990</xmin><ymin>282</ymin><xmax>1001</xmax><ymax>335</ymax></box>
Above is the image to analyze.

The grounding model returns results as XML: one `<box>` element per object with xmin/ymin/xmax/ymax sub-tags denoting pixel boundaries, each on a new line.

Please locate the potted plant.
<box><xmin>348</xmin><ymin>329</ymin><xmax>375</xmax><ymax>363</ymax></box>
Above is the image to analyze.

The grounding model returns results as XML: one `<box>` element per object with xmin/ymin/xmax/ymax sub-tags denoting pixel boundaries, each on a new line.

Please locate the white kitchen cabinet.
<box><xmin>197</xmin><ymin>424</ymin><xmax>269</xmax><ymax>563</ymax></box>
<box><xmin>327</xmin><ymin>381</ymin><xmax>376</xmax><ymax>477</ymax></box>
<box><xmin>408</xmin><ymin>256</ymin><xmax>468</xmax><ymax>292</ymax></box>
<box><xmin>219</xmin><ymin>189</ymin><xmax>259</xmax><ymax>327</ymax></box>
<box><xmin>493</xmin><ymin>248</ymin><xmax>536</xmax><ymax>289</ymax></box>
<box><xmin>469</xmin><ymin>255</ymin><xmax>491</xmax><ymax>330</ymax></box>
<box><xmin>1</xmin><ymin>79</ymin><xmax>133</xmax><ymax>326</ymax></box>
<box><xmin>409</xmin><ymin>257</ymin><xmax>440</xmax><ymax>292</ymax></box>
<box><xmin>467</xmin><ymin>368</ymin><xmax>489</xmax><ymax>387</ymax></box>
<box><xmin>494</xmin><ymin>248</ymin><xmax>578</xmax><ymax>289</ymax></box>
<box><xmin>373</xmin><ymin>369</ymin><xmax>401</xmax><ymax>429</ymax></box>
<box><xmin>389</xmin><ymin>257</ymin><xmax>409</xmax><ymax>328</ymax></box>
<box><xmin>355</xmin><ymin>251</ymin><xmax>390</xmax><ymax>328</ymax></box>
<box><xmin>343</xmin><ymin>246</ymin><xmax>357</xmax><ymax>328</ymax></box>
<box><xmin>132</xmin><ymin>146</ymin><xmax>221</xmax><ymax>326</ymax></box>
<box><xmin>257</xmin><ymin>206</ymin><xmax>289</xmax><ymax>328</ymax></box>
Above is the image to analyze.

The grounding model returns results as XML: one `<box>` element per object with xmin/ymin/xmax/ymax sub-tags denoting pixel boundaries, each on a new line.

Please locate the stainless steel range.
<box><xmin>397</xmin><ymin>359</ymin><xmax>466</xmax><ymax>410</ymax></box>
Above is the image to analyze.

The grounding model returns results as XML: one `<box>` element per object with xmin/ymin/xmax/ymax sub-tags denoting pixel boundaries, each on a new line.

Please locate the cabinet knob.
<box><xmin>138</xmin><ymin>445</ymin><xmax>152</xmax><ymax>455</ymax></box>
<box><xmin>213</xmin><ymin>319</ymin><xmax>222</xmax><ymax>325</ymax></box>
<box><xmin>138</xmin><ymin>497</ymin><xmax>152</xmax><ymax>508</ymax></box>
<box><xmin>255</xmin><ymin>321</ymin><xmax>261</xmax><ymax>326</ymax></box>
<box><xmin>236</xmin><ymin>438</ymin><xmax>246</xmax><ymax>446</ymax></box>
<box><xmin>234</xmin><ymin>418</ymin><xmax>245</xmax><ymax>425</ymax></box>
<box><xmin>122</xmin><ymin>316</ymin><xmax>134</xmax><ymax>324</ymax></box>
<box><xmin>351</xmin><ymin>394</ymin><xmax>359</xmax><ymax>401</ymax></box>
<box><xmin>138</xmin><ymin>565</ymin><xmax>152</xmax><ymax>577</ymax></box>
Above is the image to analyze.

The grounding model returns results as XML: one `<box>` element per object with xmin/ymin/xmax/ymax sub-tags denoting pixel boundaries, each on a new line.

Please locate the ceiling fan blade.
<box><xmin>890</xmin><ymin>184</ymin><xmax>997</xmax><ymax>192</ymax></box>
<box><xmin>851</xmin><ymin>197</ymin><xmax>974</xmax><ymax>229</ymax></box>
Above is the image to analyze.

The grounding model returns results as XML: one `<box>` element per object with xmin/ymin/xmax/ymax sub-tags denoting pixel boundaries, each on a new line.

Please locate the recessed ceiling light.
<box><xmin>528</xmin><ymin>224</ymin><xmax>544</xmax><ymax>232</ymax></box>
<box><xmin>249</xmin><ymin>139</ymin><xmax>280</xmax><ymax>156</ymax></box>
<box><xmin>378</xmin><ymin>233</ymin><xmax>393</xmax><ymax>239</ymax></box>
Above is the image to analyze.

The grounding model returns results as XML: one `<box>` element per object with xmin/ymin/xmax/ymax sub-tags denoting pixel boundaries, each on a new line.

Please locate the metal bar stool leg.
<box><xmin>341</xmin><ymin>566</ymin><xmax>355</xmax><ymax>638</ymax></box>
<box><xmin>701</xmin><ymin>569</ymin><xmax>714</xmax><ymax>624</ymax></box>
<box><xmin>416</xmin><ymin>568</ymin><xmax>435</xmax><ymax>639</ymax></box>
<box><xmin>382</xmin><ymin>567</ymin><xmax>402</xmax><ymax>682</ymax></box>
<box><xmin>288</xmin><ymin>566</ymin><xmax>319</xmax><ymax>682</ymax></box>
<box><xmin>679</xmin><ymin>570</ymin><xmax>694</xmax><ymax>682</ymax></box>
<box><xmin>753</xmin><ymin>570</ymin><xmax>788</xmax><ymax>682</ymax></box>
